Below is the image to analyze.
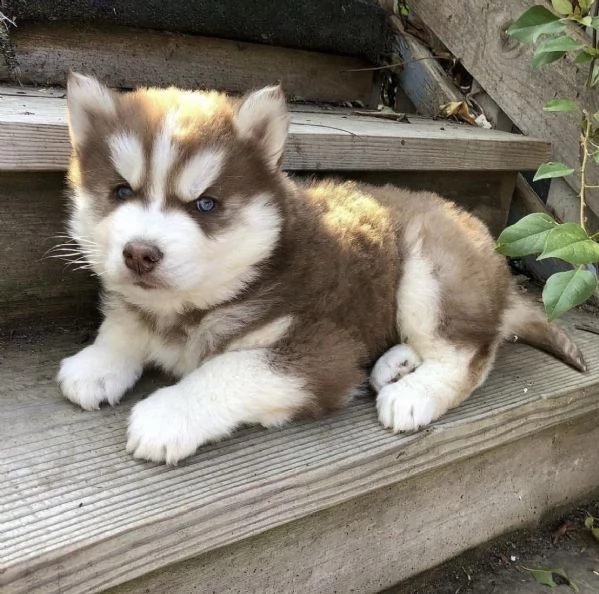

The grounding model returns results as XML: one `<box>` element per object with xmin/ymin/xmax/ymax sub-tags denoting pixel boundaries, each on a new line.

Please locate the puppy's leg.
<box><xmin>377</xmin><ymin>231</ymin><xmax>498</xmax><ymax>432</ymax></box>
<box><xmin>126</xmin><ymin>348</ymin><xmax>311</xmax><ymax>464</ymax></box>
<box><xmin>370</xmin><ymin>344</ymin><xmax>422</xmax><ymax>392</ymax></box>
<box><xmin>58</xmin><ymin>300</ymin><xmax>149</xmax><ymax>410</ymax></box>
<box><xmin>376</xmin><ymin>343</ymin><xmax>495</xmax><ymax>432</ymax></box>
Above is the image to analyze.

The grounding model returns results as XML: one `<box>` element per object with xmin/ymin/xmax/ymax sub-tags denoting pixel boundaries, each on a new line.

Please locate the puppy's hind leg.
<box><xmin>378</xmin><ymin>231</ymin><xmax>498</xmax><ymax>432</ymax></box>
<box><xmin>376</xmin><ymin>342</ymin><xmax>495</xmax><ymax>432</ymax></box>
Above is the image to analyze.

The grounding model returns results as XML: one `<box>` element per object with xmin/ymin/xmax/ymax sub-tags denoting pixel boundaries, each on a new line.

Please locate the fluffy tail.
<box><xmin>503</xmin><ymin>293</ymin><xmax>587</xmax><ymax>372</ymax></box>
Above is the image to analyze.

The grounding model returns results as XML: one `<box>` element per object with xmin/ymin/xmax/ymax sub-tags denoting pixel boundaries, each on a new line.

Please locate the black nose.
<box><xmin>122</xmin><ymin>241</ymin><xmax>163</xmax><ymax>275</ymax></box>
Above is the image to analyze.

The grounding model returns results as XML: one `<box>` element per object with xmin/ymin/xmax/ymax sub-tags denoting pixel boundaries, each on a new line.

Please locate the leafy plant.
<box><xmin>496</xmin><ymin>0</ymin><xmax>599</xmax><ymax>319</ymax></box>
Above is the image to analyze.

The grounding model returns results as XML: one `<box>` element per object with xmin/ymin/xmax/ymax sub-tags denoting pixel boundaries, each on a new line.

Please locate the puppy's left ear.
<box><xmin>67</xmin><ymin>72</ymin><xmax>117</xmax><ymax>150</ymax></box>
<box><xmin>236</xmin><ymin>85</ymin><xmax>289</xmax><ymax>170</ymax></box>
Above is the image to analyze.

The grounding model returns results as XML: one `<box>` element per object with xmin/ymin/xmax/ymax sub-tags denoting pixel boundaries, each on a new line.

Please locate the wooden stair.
<box><xmin>1</xmin><ymin>85</ymin><xmax>598</xmax><ymax>594</ymax></box>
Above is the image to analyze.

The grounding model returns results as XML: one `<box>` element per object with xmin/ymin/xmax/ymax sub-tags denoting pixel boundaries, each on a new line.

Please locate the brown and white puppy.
<box><xmin>57</xmin><ymin>73</ymin><xmax>586</xmax><ymax>464</ymax></box>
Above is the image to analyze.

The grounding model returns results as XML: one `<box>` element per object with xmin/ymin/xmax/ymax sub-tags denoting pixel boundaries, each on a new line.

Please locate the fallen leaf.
<box><xmin>440</xmin><ymin>101</ymin><xmax>479</xmax><ymax>126</ymax></box>
<box><xmin>584</xmin><ymin>515</ymin><xmax>599</xmax><ymax>543</ymax></box>
<box><xmin>521</xmin><ymin>566</ymin><xmax>579</xmax><ymax>591</ymax></box>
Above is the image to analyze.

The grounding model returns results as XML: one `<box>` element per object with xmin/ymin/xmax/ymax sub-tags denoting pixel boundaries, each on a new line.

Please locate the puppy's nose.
<box><xmin>122</xmin><ymin>241</ymin><xmax>163</xmax><ymax>275</ymax></box>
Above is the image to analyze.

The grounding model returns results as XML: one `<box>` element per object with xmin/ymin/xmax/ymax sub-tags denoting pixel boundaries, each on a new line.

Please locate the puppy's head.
<box><xmin>66</xmin><ymin>73</ymin><xmax>289</xmax><ymax>312</ymax></box>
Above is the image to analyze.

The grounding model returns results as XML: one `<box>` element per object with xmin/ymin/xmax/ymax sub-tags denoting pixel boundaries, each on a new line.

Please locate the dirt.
<box><xmin>383</xmin><ymin>501</ymin><xmax>599</xmax><ymax>593</ymax></box>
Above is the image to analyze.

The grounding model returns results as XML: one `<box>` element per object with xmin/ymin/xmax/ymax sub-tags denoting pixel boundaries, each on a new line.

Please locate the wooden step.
<box><xmin>1</xmin><ymin>309</ymin><xmax>598</xmax><ymax>593</ymax></box>
<box><xmin>0</xmin><ymin>85</ymin><xmax>550</xmax><ymax>172</ymax></box>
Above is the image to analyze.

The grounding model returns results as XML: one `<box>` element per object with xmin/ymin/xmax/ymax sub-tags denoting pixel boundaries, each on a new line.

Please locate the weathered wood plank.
<box><xmin>3</xmin><ymin>22</ymin><xmax>375</xmax><ymax>104</ymax></box>
<box><xmin>3</xmin><ymin>0</ymin><xmax>388</xmax><ymax>61</ymax></box>
<box><xmin>408</xmin><ymin>0</ymin><xmax>599</xmax><ymax>215</ymax></box>
<box><xmin>107</xmin><ymin>414</ymin><xmax>599</xmax><ymax>594</ymax></box>
<box><xmin>393</xmin><ymin>32</ymin><xmax>461</xmax><ymax>116</ymax></box>
<box><xmin>0</xmin><ymin>87</ymin><xmax>551</xmax><ymax>172</ymax></box>
<box><xmin>0</xmin><ymin>172</ymin><xmax>98</xmax><ymax>326</ymax></box>
<box><xmin>1</xmin><ymin>312</ymin><xmax>598</xmax><ymax>593</ymax></box>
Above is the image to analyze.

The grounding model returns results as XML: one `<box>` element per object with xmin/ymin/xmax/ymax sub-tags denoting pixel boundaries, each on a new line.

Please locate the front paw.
<box><xmin>58</xmin><ymin>345</ymin><xmax>142</xmax><ymax>411</ymax></box>
<box><xmin>126</xmin><ymin>387</ymin><xmax>211</xmax><ymax>464</ymax></box>
<box><xmin>376</xmin><ymin>380</ymin><xmax>439</xmax><ymax>432</ymax></box>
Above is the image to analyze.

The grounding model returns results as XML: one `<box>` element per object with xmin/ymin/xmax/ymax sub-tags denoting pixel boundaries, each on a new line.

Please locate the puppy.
<box><xmin>57</xmin><ymin>74</ymin><xmax>585</xmax><ymax>464</ymax></box>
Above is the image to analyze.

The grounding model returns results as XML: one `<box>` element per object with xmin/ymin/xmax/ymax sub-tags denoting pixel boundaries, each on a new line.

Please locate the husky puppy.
<box><xmin>58</xmin><ymin>73</ymin><xmax>585</xmax><ymax>464</ymax></box>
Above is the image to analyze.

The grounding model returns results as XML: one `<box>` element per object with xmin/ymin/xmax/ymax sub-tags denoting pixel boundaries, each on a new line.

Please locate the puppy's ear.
<box><xmin>235</xmin><ymin>85</ymin><xmax>289</xmax><ymax>170</ymax></box>
<box><xmin>67</xmin><ymin>72</ymin><xmax>117</xmax><ymax>149</ymax></box>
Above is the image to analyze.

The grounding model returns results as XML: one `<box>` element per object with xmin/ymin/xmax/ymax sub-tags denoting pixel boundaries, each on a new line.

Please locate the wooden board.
<box><xmin>408</xmin><ymin>0</ymin><xmax>599</xmax><ymax>216</ymax></box>
<box><xmin>3</xmin><ymin>0</ymin><xmax>388</xmax><ymax>61</ymax></box>
<box><xmin>1</xmin><ymin>311</ymin><xmax>598</xmax><ymax>593</ymax></box>
<box><xmin>3</xmin><ymin>22</ymin><xmax>375</xmax><ymax>105</ymax></box>
<box><xmin>392</xmin><ymin>32</ymin><xmax>462</xmax><ymax>116</ymax></box>
<box><xmin>0</xmin><ymin>86</ymin><xmax>551</xmax><ymax>172</ymax></box>
<box><xmin>0</xmin><ymin>172</ymin><xmax>99</xmax><ymax>326</ymax></box>
<box><xmin>107</xmin><ymin>414</ymin><xmax>599</xmax><ymax>594</ymax></box>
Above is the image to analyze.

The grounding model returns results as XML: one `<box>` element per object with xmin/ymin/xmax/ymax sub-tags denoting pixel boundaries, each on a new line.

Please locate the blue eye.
<box><xmin>195</xmin><ymin>196</ymin><xmax>217</xmax><ymax>213</ymax></box>
<box><xmin>115</xmin><ymin>184</ymin><xmax>134</xmax><ymax>200</ymax></box>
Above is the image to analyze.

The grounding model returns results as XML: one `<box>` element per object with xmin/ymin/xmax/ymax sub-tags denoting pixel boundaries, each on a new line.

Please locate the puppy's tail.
<box><xmin>502</xmin><ymin>292</ymin><xmax>587</xmax><ymax>372</ymax></box>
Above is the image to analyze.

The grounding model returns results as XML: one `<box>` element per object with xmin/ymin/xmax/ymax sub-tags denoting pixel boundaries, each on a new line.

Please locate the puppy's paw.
<box><xmin>376</xmin><ymin>380</ymin><xmax>439</xmax><ymax>432</ymax></box>
<box><xmin>126</xmin><ymin>387</ymin><xmax>215</xmax><ymax>464</ymax></box>
<box><xmin>58</xmin><ymin>345</ymin><xmax>142</xmax><ymax>411</ymax></box>
<box><xmin>370</xmin><ymin>344</ymin><xmax>422</xmax><ymax>393</ymax></box>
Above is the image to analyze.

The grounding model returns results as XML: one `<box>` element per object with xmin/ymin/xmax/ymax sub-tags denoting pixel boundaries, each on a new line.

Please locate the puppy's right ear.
<box><xmin>67</xmin><ymin>73</ymin><xmax>117</xmax><ymax>149</ymax></box>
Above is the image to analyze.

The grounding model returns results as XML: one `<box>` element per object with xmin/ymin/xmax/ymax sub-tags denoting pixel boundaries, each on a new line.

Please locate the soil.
<box><xmin>384</xmin><ymin>501</ymin><xmax>599</xmax><ymax>593</ymax></box>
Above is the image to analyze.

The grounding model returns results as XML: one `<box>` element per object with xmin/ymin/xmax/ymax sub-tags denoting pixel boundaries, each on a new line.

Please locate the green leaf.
<box><xmin>585</xmin><ymin>515</ymin><xmax>595</xmax><ymax>529</ymax></box>
<box><xmin>533</xmin><ymin>162</ymin><xmax>575</xmax><ymax>180</ymax></box>
<box><xmin>593</xmin><ymin>150</ymin><xmax>599</xmax><ymax>165</ymax></box>
<box><xmin>589</xmin><ymin>16</ymin><xmax>599</xmax><ymax>30</ymax></box>
<box><xmin>575</xmin><ymin>50</ymin><xmax>594</xmax><ymax>64</ymax></box>
<box><xmin>579</xmin><ymin>0</ymin><xmax>594</xmax><ymax>13</ymax></box>
<box><xmin>552</xmin><ymin>0</ymin><xmax>573</xmax><ymax>15</ymax></box>
<box><xmin>536</xmin><ymin>35</ymin><xmax>585</xmax><ymax>53</ymax></box>
<box><xmin>590</xmin><ymin>62</ymin><xmax>599</xmax><ymax>89</ymax></box>
<box><xmin>543</xmin><ymin>98</ymin><xmax>579</xmax><ymax>112</ymax></box>
<box><xmin>580</xmin><ymin>15</ymin><xmax>593</xmax><ymax>26</ymax></box>
<box><xmin>585</xmin><ymin>516</ymin><xmax>599</xmax><ymax>541</ymax></box>
<box><xmin>522</xmin><ymin>566</ymin><xmax>579</xmax><ymax>591</ymax></box>
<box><xmin>496</xmin><ymin>213</ymin><xmax>557</xmax><ymax>257</ymax></box>
<box><xmin>543</xmin><ymin>268</ymin><xmax>597</xmax><ymax>320</ymax></box>
<box><xmin>507</xmin><ymin>6</ymin><xmax>565</xmax><ymax>43</ymax></box>
<box><xmin>539</xmin><ymin>223</ymin><xmax>599</xmax><ymax>264</ymax></box>
<box><xmin>533</xmin><ymin>49</ymin><xmax>566</xmax><ymax>68</ymax></box>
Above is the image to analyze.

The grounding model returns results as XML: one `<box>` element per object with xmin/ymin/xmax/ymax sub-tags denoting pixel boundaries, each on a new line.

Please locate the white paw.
<box><xmin>126</xmin><ymin>386</ymin><xmax>211</xmax><ymax>464</ymax></box>
<box><xmin>376</xmin><ymin>379</ymin><xmax>439</xmax><ymax>432</ymax></box>
<box><xmin>58</xmin><ymin>345</ymin><xmax>142</xmax><ymax>411</ymax></box>
<box><xmin>370</xmin><ymin>344</ymin><xmax>422</xmax><ymax>393</ymax></box>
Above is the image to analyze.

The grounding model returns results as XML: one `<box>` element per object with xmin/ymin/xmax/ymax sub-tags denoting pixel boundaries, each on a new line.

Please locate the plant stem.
<box><xmin>587</xmin><ymin>1</ymin><xmax>599</xmax><ymax>88</ymax></box>
<box><xmin>579</xmin><ymin>116</ymin><xmax>592</xmax><ymax>234</ymax></box>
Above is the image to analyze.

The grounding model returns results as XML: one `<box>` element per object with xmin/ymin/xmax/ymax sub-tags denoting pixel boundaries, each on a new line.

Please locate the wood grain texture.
<box><xmin>107</xmin><ymin>413</ymin><xmax>599</xmax><ymax>594</ymax></box>
<box><xmin>0</xmin><ymin>87</ymin><xmax>550</xmax><ymax>172</ymax></box>
<box><xmin>408</xmin><ymin>0</ymin><xmax>599</xmax><ymax>215</ymax></box>
<box><xmin>5</xmin><ymin>22</ymin><xmax>374</xmax><ymax>104</ymax></box>
<box><xmin>393</xmin><ymin>33</ymin><xmax>461</xmax><ymax>116</ymax></box>
<box><xmin>1</xmin><ymin>310</ymin><xmax>598</xmax><ymax>593</ymax></box>
<box><xmin>0</xmin><ymin>172</ymin><xmax>98</xmax><ymax>325</ymax></box>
